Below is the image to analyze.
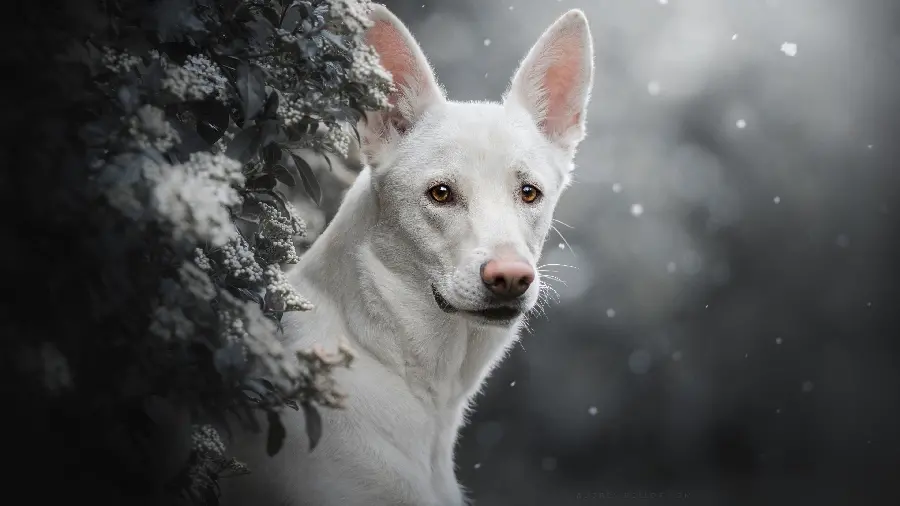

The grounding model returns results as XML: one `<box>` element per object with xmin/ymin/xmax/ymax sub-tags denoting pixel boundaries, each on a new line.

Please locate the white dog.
<box><xmin>221</xmin><ymin>4</ymin><xmax>593</xmax><ymax>505</ymax></box>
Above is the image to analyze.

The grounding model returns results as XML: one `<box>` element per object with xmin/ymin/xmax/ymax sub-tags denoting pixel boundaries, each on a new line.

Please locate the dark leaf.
<box><xmin>259</xmin><ymin>119</ymin><xmax>281</xmax><ymax>146</ymax></box>
<box><xmin>261</xmin><ymin>6</ymin><xmax>281</xmax><ymax>28</ymax></box>
<box><xmin>259</xmin><ymin>379</ymin><xmax>275</xmax><ymax>392</ymax></box>
<box><xmin>266</xmin><ymin>411</ymin><xmax>287</xmax><ymax>456</ymax></box>
<box><xmin>273</xmin><ymin>164</ymin><xmax>295</xmax><ymax>186</ymax></box>
<box><xmin>248</xmin><ymin>174</ymin><xmax>277</xmax><ymax>190</ymax></box>
<box><xmin>225</xmin><ymin>125</ymin><xmax>261</xmax><ymax>163</ymax></box>
<box><xmin>289</xmin><ymin>152</ymin><xmax>322</xmax><ymax>205</ymax></box>
<box><xmin>262</xmin><ymin>142</ymin><xmax>282</xmax><ymax>165</ymax></box>
<box><xmin>263</xmin><ymin>90</ymin><xmax>280</xmax><ymax>120</ymax></box>
<box><xmin>194</xmin><ymin>100</ymin><xmax>231</xmax><ymax>145</ymax></box>
<box><xmin>301</xmin><ymin>402</ymin><xmax>323</xmax><ymax>451</ymax></box>
<box><xmin>236</xmin><ymin>62</ymin><xmax>267</xmax><ymax>125</ymax></box>
<box><xmin>234</xmin><ymin>4</ymin><xmax>255</xmax><ymax>23</ymax></box>
<box><xmin>284</xmin><ymin>399</ymin><xmax>300</xmax><ymax>411</ymax></box>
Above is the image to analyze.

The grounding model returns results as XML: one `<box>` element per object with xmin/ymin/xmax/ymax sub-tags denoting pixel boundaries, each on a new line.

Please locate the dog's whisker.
<box><xmin>552</xmin><ymin>218</ymin><xmax>574</xmax><ymax>229</ymax></box>
<box><xmin>550</xmin><ymin>224</ymin><xmax>576</xmax><ymax>258</ymax></box>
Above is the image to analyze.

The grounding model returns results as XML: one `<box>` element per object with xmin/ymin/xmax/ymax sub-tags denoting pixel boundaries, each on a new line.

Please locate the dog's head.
<box><xmin>358</xmin><ymin>5</ymin><xmax>593</xmax><ymax>327</ymax></box>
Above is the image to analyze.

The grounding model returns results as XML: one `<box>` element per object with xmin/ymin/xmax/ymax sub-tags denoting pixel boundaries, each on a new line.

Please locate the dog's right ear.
<box><xmin>359</xmin><ymin>4</ymin><xmax>446</xmax><ymax>166</ymax></box>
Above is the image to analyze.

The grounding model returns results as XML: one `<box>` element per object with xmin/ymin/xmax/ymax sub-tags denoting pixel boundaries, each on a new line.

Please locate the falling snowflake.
<box><xmin>510</xmin><ymin>381</ymin><xmax>516</xmax><ymax>387</ymax></box>
<box><xmin>647</xmin><ymin>81</ymin><xmax>661</xmax><ymax>95</ymax></box>
<box><xmin>628</xmin><ymin>349</ymin><xmax>651</xmax><ymax>375</ymax></box>
<box><xmin>773</xmin><ymin>196</ymin><xmax>781</xmax><ymax>204</ymax></box>
<box><xmin>606</xmin><ymin>308</ymin><xmax>616</xmax><ymax>318</ymax></box>
<box><xmin>474</xmin><ymin>463</ymin><xmax>481</xmax><ymax>469</ymax></box>
<box><xmin>666</xmin><ymin>262</ymin><xmax>677</xmax><ymax>273</ymax></box>
<box><xmin>736</xmin><ymin>119</ymin><xmax>747</xmax><ymax>128</ymax></box>
<box><xmin>732</xmin><ymin>33</ymin><xmax>738</xmax><ymax>40</ymax></box>
<box><xmin>775</xmin><ymin>337</ymin><xmax>783</xmax><ymax>345</ymax></box>
<box><xmin>612</xmin><ymin>183</ymin><xmax>622</xmax><ymax>193</ymax></box>
<box><xmin>588</xmin><ymin>406</ymin><xmax>598</xmax><ymax>416</ymax></box>
<box><xmin>630</xmin><ymin>203</ymin><xmax>644</xmax><ymax>216</ymax></box>
<box><xmin>558</xmin><ymin>243</ymin><xmax>565</xmax><ymax>250</ymax></box>
<box><xmin>801</xmin><ymin>381</ymin><xmax>815</xmax><ymax>393</ymax></box>
<box><xmin>483</xmin><ymin>39</ymin><xmax>491</xmax><ymax>46</ymax></box>
<box><xmin>780</xmin><ymin>42</ymin><xmax>798</xmax><ymax>57</ymax></box>
<box><xmin>658</xmin><ymin>0</ymin><xmax>669</xmax><ymax>4</ymax></box>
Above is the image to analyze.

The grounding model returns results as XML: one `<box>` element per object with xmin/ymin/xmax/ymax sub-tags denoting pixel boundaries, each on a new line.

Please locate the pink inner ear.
<box><xmin>367</xmin><ymin>20</ymin><xmax>414</xmax><ymax>103</ymax></box>
<box><xmin>539</xmin><ymin>30</ymin><xmax>584</xmax><ymax>134</ymax></box>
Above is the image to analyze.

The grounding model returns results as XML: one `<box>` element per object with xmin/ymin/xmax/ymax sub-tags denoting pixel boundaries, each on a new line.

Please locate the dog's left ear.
<box><xmin>359</xmin><ymin>4</ymin><xmax>446</xmax><ymax>166</ymax></box>
<box><xmin>504</xmin><ymin>10</ymin><xmax>594</xmax><ymax>155</ymax></box>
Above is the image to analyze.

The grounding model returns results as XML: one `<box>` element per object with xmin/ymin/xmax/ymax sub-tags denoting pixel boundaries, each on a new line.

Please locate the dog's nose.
<box><xmin>481</xmin><ymin>259</ymin><xmax>535</xmax><ymax>299</ymax></box>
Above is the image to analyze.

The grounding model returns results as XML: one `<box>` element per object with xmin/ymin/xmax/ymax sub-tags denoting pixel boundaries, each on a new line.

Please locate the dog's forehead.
<box><xmin>398</xmin><ymin>101</ymin><xmax>557</xmax><ymax>180</ymax></box>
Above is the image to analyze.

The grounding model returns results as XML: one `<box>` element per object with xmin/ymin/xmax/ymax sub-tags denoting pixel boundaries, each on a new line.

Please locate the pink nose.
<box><xmin>481</xmin><ymin>259</ymin><xmax>535</xmax><ymax>299</ymax></box>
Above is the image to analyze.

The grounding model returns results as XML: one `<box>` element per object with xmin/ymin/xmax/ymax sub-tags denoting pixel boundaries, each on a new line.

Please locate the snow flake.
<box><xmin>780</xmin><ymin>42</ymin><xmax>798</xmax><ymax>57</ymax></box>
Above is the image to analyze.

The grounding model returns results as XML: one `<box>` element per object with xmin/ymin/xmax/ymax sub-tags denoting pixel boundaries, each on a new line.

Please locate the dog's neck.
<box><xmin>294</xmin><ymin>168</ymin><xmax>519</xmax><ymax>410</ymax></box>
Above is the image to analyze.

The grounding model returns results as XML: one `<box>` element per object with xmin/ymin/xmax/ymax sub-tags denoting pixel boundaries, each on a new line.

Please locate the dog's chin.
<box><xmin>431</xmin><ymin>285</ymin><xmax>524</xmax><ymax>326</ymax></box>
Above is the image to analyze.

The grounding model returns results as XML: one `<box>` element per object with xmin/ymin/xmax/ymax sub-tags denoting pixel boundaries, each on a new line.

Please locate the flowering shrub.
<box><xmin>2</xmin><ymin>0</ymin><xmax>390</xmax><ymax>504</ymax></box>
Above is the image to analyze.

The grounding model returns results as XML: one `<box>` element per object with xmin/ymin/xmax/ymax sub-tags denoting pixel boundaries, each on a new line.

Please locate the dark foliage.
<box><xmin>0</xmin><ymin>0</ymin><xmax>389</xmax><ymax>504</ymax></box>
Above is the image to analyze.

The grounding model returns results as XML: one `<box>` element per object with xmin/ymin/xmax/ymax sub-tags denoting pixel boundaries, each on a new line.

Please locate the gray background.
<box><xmin>296</xmin><ymin>1</ymin><xmax>900</xmax><ymax>504</ymax></box>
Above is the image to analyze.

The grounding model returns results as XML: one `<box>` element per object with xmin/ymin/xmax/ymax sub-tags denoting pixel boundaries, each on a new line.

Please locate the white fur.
<box><xmin>220</xmin><ymin>5</ymin><xmax>594</xmax><ymax>505</ymax></box>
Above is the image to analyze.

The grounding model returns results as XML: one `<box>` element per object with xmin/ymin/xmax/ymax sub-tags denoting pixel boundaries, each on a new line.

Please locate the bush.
<box><xmin>2</xmin><ymin>0</ymin><xmax>390</xmax><ymax>504</ymax></box>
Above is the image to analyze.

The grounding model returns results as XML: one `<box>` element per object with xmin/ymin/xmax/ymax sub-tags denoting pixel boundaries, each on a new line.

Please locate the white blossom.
<box><xmin>101</xmin><ymin>47</ymin><xmax>142</xmax><ymax>74</ymax></box>
<box><xmin>149</xmin><ymin>304</ymin><xmax>195</xmax><ymax>341</ymax></box>
<box><xmin>194</xmin><ymin>248</ymin><xmax>212</xmax><ymax>271</ymax></box>
<box><xmin>323</xmin><ymin>123</ymin><xmax>352</xmax><ymax>158</ymax></box>
<box><xmin>329</xmin><ymin>0</ymin><xmax>374</xmax><ymax>35</ymax></box>
<box><xmin>128</xmin><ymin>105</ymin><xmax>181</xmax><ymax>152</ymax></box>
<box><xmin>265</xmin><ymin>265</ymin><xmax>314</xmax><ymax>312</ymax></box>
<box><xmin>259</xmin><ymin>203</ymin><xmax>302</xmax><ymax>264</ymax></box>
<box><xmin>218</xmin><ymin>236</ymin><xmax>264</xmax><ymax>283</ymax></box>
<box><xmin>191</xmin><ymin>424</ymin><xmax>226</xmax><ymax>456</ymax></box>
<box><xmin>349</xmin><ymin>44</ymin><xmax>392</xmax><ymax>108</ymax></box>
<box><xmin>143</xmin><ymin>152</ymin><xmax>244</xmax><ymax>247</ymax></box>
<box><xmin>277</xmin><ymin>91</ymin><xmax>308</xmax><ymax>127</ymax></box>
<box><xmin>162</xmin><ymin>54</ymin><xmax>229</xmax><ymax>102</ymax></box>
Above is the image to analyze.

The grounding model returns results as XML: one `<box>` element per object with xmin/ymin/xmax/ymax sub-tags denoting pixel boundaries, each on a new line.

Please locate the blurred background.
<box><xmin>293</xmin><ymin>0</ymin><xmax>900</xmax><ymax>504</ymax></box>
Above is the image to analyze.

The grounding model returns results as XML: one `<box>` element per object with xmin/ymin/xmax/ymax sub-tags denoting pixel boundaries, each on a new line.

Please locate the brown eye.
<box><xmin>429</xmin><ymin>184</ymin><xmax>453</xmax><ymax>203</ymax></box>
<box><xmin>521</xmin><ymin>184</ymin><xmax>541</xmax><ymax>203</ymax></box>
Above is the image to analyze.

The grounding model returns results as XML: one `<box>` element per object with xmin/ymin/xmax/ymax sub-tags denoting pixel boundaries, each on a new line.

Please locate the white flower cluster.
<box><xmin>283</xmin><ymin>200</ymin><xmax>308</xmax><ymax>237</ymax></box>
<box><xmin>194</xmin><ymin>248</ymin><xmax>212</xmax><ymax>271</ymax></box>
<box><xmin>349</xmin><ymin>44</ymin><xmax>392</xmax><ymax>109</ymax></box>
<box><xmin>277</xmin><ymin>91</ymin><xmax>309</xmax><ymax>127</ymax></box>
<box><xmin>218</xmin><ymin>236</ymin><xmax>264</xmax><ymax>283</ymax></box>
<box><xmin>179</xmin><ymin>261</ymin><xmax>217</xmax><ymax>302</ymax></box>
<box><xmin>192</xmin><ymin>424</ymin><xmax>226</xmax><ymax>456</ymax></box>
<box><xmin>329</xmin><ymin>0</ymin><xmax>374</xmax><ymax>35</ymax></box>
<box><xmin>259</xmin><ymin>203</ymin><xmax>302</xmax><ymax>264</ymax></box>
<box><xmin>162</xmin><ymin>54</ymin><xmax>229</xmax><ymax>102</ymax></box>
<box><xmin>265</xmin><ymin>265</ymin><xmax>313</xmax><ymax>312</ymax></box>
<box><xmin>142</xmin><ymin>152</ymin><xmax>245</xmax><ymax>247</ymax></box>
<box><xmin>101</xmin><ymin>47</ymin><xmax>142</xmax><ymax>74</ymax></box>
<box><xmin>149</xmin><ymin>304</ymin><xmax>195</xmax><ymax>341</ymax></box>
<box><xmin>322</xmin><ymin>123</ymin><xmax>352</xmax><ymax>158</ymax></box>
<box><xmin>128</xmin><ymin>105</ymin><xmax>181</xmax><ymax>152</ymax></box>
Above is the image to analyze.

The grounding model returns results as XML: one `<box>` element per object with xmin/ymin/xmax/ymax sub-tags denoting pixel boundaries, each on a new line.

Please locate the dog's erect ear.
<box><xmin>359</xmin><ymin>4</ymin><xmax>446</xmax><ymax>165</ymax></box>
<box><xmin>504</xmin><ymin>10</ymin><xmax>594</xmax><ymax>154</ymax></box>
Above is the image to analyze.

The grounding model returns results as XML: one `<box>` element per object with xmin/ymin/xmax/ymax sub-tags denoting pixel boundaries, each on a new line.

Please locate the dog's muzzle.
<box><xmin>431</xmin><ymin>285</ymin><xmax>522</xmax><ymax>324</ymax></box>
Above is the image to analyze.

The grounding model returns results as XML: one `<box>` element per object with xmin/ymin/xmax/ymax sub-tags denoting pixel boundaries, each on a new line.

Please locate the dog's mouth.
<box><xmin>432</xmin><ymin>285</ymin><xmax>522</xmax><ymax>324</ymax></box>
